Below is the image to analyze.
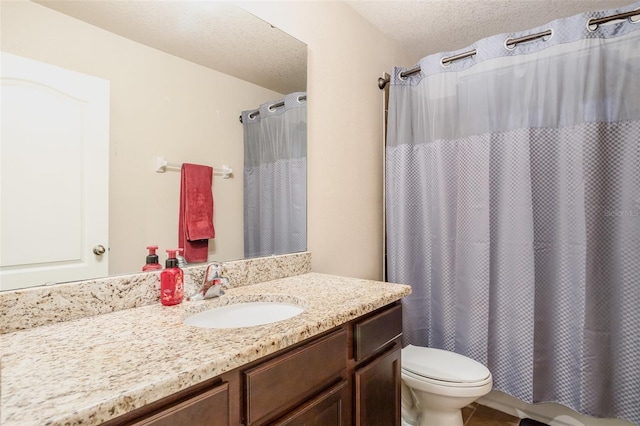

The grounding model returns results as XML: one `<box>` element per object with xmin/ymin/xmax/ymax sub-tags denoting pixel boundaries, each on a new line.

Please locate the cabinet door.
<box><xmin>354</xmin><ymin>344</ymin><xmax>401</xmax><ymax>426</ymax></box>
<box><xmin>132</xmin><ymin>382</ymin><xmax>229</xmax><ymax>426</ymax></box>
<box><xmin>271</xmin><ymin>380</ymin><xmax>349</xmax><ymax>426</ymax></box>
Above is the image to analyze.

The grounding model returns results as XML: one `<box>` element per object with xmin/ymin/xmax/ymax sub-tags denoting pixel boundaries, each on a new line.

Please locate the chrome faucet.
<box><xmin>187</xmin><ymin>262</ymin><xmax>228</xmax><ymax>301</ymax></box>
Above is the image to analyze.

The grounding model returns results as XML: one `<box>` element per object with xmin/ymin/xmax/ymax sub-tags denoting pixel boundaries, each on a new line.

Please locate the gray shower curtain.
<box><xmin>386</xmin><ymin>4</ymin><xmax>639</xmax><ymax>424</ymax></box>
<box><xmin>241</xmin><ymin>92</ymin><xmax>307</xmax><ymax>259</ymax></box>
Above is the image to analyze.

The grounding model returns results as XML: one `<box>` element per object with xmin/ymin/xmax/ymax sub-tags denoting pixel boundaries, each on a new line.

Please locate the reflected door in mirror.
<box><xmin>0</xmin><ymin>53</ymin><xmax>110</xmax><ymax>290</ymax></box>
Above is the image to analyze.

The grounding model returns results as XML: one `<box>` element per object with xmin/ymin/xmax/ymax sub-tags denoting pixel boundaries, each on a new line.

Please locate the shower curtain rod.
<box><xmin>239</xmin><ymin>95</ymin><xmax>307</xmax><ymax>123</ymax></box>
<box><xmin>377</xmin><ymin>8</ymin><xmax>640</xmax><ymax>90</ymax></box>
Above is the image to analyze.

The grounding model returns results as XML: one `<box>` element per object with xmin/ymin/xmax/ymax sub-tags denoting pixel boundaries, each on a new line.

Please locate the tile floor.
<box><xmin>462</xmin><ymin>403</ymin><xmax>521</xmax><ymax>426</ymax></box>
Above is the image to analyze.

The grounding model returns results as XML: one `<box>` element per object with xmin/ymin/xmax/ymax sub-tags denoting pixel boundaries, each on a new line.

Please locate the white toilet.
<box><xmin>401</xmin><ymin>345</ymin><xmax>493</xmax><ymax>426</ymax></box>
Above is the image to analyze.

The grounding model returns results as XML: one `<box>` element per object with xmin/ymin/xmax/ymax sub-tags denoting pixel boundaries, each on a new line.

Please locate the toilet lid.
<box><xmin>402</xmin><ymin>345</ymin><xmax>491</xmax><ymax>383</ymax></box>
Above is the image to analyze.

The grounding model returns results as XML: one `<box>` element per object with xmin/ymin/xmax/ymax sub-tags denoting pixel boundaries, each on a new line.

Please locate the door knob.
<box><xmin>93</xmin><ymin>245</ymin><xmax>106</xmax><ymax>255</ymax></box>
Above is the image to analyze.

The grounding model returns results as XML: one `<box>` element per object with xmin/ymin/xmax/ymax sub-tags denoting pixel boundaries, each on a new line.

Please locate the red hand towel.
<box><xmin>179</xmin><ymin>163</ymin><xmax>215</xmax><ymax>263</ymax></box>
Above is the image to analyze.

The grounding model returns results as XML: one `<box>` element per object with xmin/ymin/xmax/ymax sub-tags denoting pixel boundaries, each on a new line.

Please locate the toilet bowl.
<box><xmin>401</xmin><ymin>345</ymin><xmax>492</xmax><ymax>426</ymax></box>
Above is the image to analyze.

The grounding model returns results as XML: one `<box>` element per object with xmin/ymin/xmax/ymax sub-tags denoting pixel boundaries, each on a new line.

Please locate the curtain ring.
<box><xmin>504</xmin><ymin>38</ymin><xmax>517</xmax><ymax>51</ymax></box>
<box><xmin>267</xmin><ymin>104</ymin><xmax>276</xmax><ymax>112</ymax></box>
<box><xmin>586</xmin><ymin>18</ymin><xmax>599</xmax><ymax>32</ymax></box>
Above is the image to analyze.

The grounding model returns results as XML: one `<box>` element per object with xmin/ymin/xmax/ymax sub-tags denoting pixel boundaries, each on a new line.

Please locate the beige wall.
<box><xmin>242</xmin><ymin>1</ymin><xmax>412</xmax><ymax>280</ymax></box>
<box><xmin>1</xmin><ymin>1</ymin><xmax>282</xmax><ymax>275</ymax></box>
<box><xmin>2</xmin><ymin>0</ymin><xmax>410</xmax><ymax>281</ymax></box>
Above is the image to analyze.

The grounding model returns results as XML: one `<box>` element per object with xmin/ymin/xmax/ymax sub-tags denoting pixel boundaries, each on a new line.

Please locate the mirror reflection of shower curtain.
<box><xmin>241</xmin><ymin>92</ymin><xmax>307</xmax><ymax>259</ymax></box>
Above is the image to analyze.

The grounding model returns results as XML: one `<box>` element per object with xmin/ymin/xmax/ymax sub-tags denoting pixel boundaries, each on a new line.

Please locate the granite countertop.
<box><xmin>1</xmin><ymin>272</ymin><xmax>411</xmax><ymax>426</ymax></box>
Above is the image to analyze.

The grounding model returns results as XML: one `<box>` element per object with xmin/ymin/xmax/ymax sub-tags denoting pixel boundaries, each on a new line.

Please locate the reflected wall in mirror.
<box><xmin>0</xmin><ymin>0</ymin><xmax>307</xmax><ymax>290</ymax></box>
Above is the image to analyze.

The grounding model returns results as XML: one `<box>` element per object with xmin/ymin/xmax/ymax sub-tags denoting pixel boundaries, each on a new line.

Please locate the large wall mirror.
<box><xmin>0</xmin><ymin>1</ymin><xmax>307</xmax><ymax>290</ymax></box>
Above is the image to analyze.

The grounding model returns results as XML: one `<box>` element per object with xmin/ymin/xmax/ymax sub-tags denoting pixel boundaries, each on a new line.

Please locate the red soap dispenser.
<box><xmin>160</xmin><ymin>249</ymin><xmax>184</xmax><ymax>306</ymax></box>
<box><xmin>143</xmin><ymin>245</ymin><xmax>162</xmax><ymax>271</ymax></box>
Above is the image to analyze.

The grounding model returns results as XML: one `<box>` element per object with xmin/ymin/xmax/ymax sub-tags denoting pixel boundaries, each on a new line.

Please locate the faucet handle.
<box><xmin>187</xmin><ymin>263</ymin><xmax>228</xmax><ymax>301</ymax></box>
<box><xmin>202</xmin><ymin>277</ymin><xmax>228</xmax><ymax>299</ymax></box>
<box><xmin>204</xmin><ymin>262</ymin><xmax>223</xmax><ymax>280</ymax></box>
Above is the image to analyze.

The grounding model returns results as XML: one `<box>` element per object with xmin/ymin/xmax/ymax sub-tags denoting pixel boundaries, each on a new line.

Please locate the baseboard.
<box><xmin>478</xmin><ymin>391</ymin><xmax>634</xmax><ymax>426</ymax></box>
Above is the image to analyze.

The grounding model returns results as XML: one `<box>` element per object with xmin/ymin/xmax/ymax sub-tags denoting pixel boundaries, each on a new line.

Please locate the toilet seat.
<box><xmin>402</xmin><ymin>345</ymin><xmax>491</xmax><ymax>387</ymax></box>
<box><xmin>402</xmin><ymin>368</ymin><xmax>492</xmax><ymax>389</ymax></box>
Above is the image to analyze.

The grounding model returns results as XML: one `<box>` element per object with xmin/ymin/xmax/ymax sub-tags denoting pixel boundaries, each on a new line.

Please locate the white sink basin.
<box><xmin>184</xmin><ymin>301</ymin><xmax>304</xmax><ymax>329</ymax></box>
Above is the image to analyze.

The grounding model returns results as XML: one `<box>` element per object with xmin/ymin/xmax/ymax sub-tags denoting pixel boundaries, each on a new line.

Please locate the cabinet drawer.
<box><xmin>245</xmin><ymin>329</ymin><xmax>347</xmax><ymax>425</ymax></box>
<box><xmin>354</xmin><ymin>303</ymin><xmax>402</xmax><ymax>361</ymax></box>
<box><xmin>132</xmin><ymin>382</ymin><xmax>228</xmax><ymax>426</ymax></box>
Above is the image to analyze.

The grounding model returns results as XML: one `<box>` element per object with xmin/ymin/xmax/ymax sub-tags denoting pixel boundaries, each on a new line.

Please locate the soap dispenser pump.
<box><xmin>160</xmin><ymin>249</ymin><xmax>184</xmax><ymax>306</ymax></box>
<box><xmin>143</xmin><ymin>245</ymin><xmax>162</xmax><ymax>271</ymax></box>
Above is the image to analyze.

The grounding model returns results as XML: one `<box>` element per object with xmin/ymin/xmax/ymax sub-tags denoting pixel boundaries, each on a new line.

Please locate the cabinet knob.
<box><xmin>93</xmin><ymin>245</ymin><xmax>106</xmax><ymax>256</ymax></box>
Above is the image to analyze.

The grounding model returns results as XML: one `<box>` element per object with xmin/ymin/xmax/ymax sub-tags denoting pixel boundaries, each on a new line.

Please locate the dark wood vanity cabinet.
<box><xmin>106</xmin><ymin>302</ymin><xmax>402</xmax><ymax>426</ymax></box>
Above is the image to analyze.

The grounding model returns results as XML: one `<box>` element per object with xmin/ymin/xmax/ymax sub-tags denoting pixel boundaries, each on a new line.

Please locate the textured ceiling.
<box><xmin>31</xmin><ymin>1</ymin><xmax>637</xmax><ymax>89</ymax></box>
<box><xmin>34</xmin><ymin>1</ymin><xmax>307</xmax><ymax>95</ymax></box>
<box><xmin>347</xmin><ymin>0</ymin><xmax>637</xmax><ymax>63</ymax></box>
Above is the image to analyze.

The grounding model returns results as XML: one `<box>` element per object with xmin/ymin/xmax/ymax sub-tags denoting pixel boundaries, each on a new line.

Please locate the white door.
<box><xmin>0</xmin><ymin>52</ymin><xmax>110</xmax><ymax>290</ymax></box>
